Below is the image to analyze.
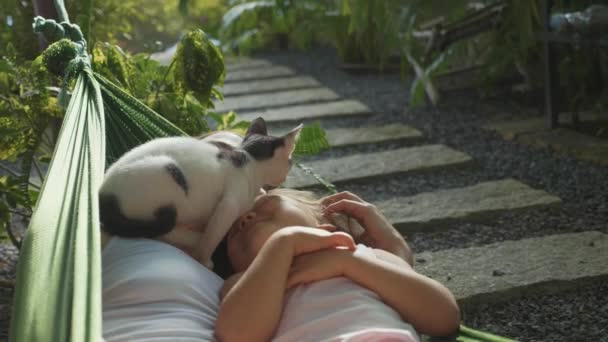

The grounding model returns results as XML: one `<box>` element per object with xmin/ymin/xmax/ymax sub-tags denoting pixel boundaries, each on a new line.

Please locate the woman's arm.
<box><xmin>215</xmin><ymin>227</ymin><xmax>355</xmax><ymax>342</ymax></box>
<box><xmin>215</xmin><ymin>233</ymin><xmax>293</xmax><ymax>342</ymax></box>
<box><xmin>321</xmin><ymin>191</ymin><xmax>413</xmax><ymax>264</ymax></box>
<box><xmin>287</xmin><ymin>247</ymin><xmax>460</xmax><ymax>337</ymax></box>
<box><xmin>347</xmin><ymin>248</ymin><xmax>460</xmax><ymax>336</ymax></box>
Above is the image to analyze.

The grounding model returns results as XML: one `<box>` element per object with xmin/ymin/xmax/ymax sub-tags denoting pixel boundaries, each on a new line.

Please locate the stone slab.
<box><xmin>285</xmin><ymin>145</ymin><xmax>474</xmax><ymax>188</ymax></box>
<box><xmin>516</xmin><ymin>129</ymin><xmax>608</xmax><ymax>166</ymax></box>
<box><xmin>484</xmin><ymin>114</ymin><xmax>608</xmax><ymax>165</ymax></box>
<box><xmin>326</xmin><ymin>124</ymin><xmax>424</xmax><ymax>148</ymax></box>
<box><xmin>226</xmin><ymin>59</ymin><xmax>273</xmax><ymax>72</ymax></box>
<box><xmin>215</xmin><ymin>88</ymin><xmax>340</xmax><ymax>113</ymax></box>
<box><xmin>222</xmin><ymin>76</ymin><xmax>321</xmax><ymax>97</ymax></box>
<box><xmin>238</xmin><ymin>100</ymin><xmax>372</xmax><ymax>123</ymax></box>
<box><xmin>416</xmin><ymin>231</ymin><xmax>608</xmax><ymax>307</ymax></box>
<box><xmin>378</xmin><ymin>179</ymin><xmax>562</xmax><ymax>233</ymax></box>
<box><xmin>484</xmin><ymin>112</ymin><xmax>603</xmax><ymax>139</ymax></box>
<box><xmin>225</xmin><ymin>65</ymin><xmax>295</xmax><ymax>83</ymax></box>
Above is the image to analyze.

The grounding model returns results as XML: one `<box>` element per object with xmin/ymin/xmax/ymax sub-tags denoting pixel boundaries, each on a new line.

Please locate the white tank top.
<box><xmin>102</xmin><ymin>237</ymin><xmax>223</xmax><ymax>341</ymax></box>
<box><xmin>273</xmin><ymin>244</ymin><xmax>420</xmax><ymax>342</ymax></box>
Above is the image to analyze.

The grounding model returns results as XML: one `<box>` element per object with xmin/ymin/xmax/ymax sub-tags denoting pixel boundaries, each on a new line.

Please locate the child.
<box><xmin>215</xmin><ymin>189</ymin><xmax>460</xmax><ymax>342</ymax></box>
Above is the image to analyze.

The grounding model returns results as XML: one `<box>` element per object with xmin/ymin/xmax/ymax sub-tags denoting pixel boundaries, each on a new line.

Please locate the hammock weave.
<box><xmin>8</xmin><ymin>2</ymin><xmax>515</xmax><ymax>341</ymax></box>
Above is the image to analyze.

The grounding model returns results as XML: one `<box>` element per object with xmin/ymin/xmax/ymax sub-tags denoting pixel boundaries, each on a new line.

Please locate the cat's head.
<box><xmin>242</xmin><ymin>117</ymin><xmax>302</xmax><ymax>187</ymax></box>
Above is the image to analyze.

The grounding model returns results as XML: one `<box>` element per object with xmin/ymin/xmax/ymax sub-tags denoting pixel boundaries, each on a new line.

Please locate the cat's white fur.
<box><xmin>100</xmin><ymin>122</ymin><xmax>301</xmax><ymax>268</ymax></box>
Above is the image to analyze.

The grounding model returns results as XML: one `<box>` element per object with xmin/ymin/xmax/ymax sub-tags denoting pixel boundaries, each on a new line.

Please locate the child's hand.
<box><xmin>274</xmin><ymin>226</ymin><xmax>356</xmax><ymax>256</ymax></box>
<box><xmin>286</xmin><ymin>248</ymin><xmax>351</xmax><ymax>289</ymax></box>
<box><xmin>321</xmin><ymin>191</ymin><xmax>413</xmax><ymax>265</ymax></box>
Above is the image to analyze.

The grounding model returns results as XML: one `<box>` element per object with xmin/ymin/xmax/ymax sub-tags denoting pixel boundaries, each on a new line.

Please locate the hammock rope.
<box><xmin>8</xmin><ymin>1</ymin><xmax>514</xmax><ymax>341</ymax></box>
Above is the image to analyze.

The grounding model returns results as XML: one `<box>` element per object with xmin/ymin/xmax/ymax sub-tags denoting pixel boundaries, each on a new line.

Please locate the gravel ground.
<box><xmin>257</xmin><ymin>47</ymin><xmax>608</xmax><ymax>342</ymax></box>
<box><xmin>1</xmin><ymin>47</ymin><xmax>607</xmax><ymax>341</ymax></box>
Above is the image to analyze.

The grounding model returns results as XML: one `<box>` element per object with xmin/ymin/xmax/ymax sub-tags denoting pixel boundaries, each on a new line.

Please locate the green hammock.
<box><xmin>8</xmin><ymin>2</ymin><xmax>515</xmax><ymax>341</ymax></box>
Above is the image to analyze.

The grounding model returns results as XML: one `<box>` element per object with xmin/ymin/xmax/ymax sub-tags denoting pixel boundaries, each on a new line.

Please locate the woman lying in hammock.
<box><xmin>101</xmin><ymin>176</ymin><xmax>458</xmax><ymax>341</ymax></box>
<box><xmin>215</xmin><ymin>189</ymin><xmax>460</xmax><ymax>342</ymax></box>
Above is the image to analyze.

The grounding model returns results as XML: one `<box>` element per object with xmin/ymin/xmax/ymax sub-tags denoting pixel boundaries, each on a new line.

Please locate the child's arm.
<box><xmin>287</xmin><ymin>247</ymin><xmax>460</xmax><ymax>337</ymax></box>
<box><xmin>215</xmin><ymin>226</ymin><xmax>355</xmax><ymax>342</ymax></box>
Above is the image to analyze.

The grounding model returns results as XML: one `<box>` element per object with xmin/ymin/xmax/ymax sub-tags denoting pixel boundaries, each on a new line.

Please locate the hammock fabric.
<box><xmin>8</xmin><ymin>3</ymin><xmax>515</xmax><ymax>342</ymax></box>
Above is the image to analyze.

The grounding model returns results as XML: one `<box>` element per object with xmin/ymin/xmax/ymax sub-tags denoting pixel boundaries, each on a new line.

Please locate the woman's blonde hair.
<box><xmin>266</xmin><ymin>188</ymin><xmax>364</xmax><ymax>237</ymax></box>
<box><xmin>266</xmin><ymin>188</ymin><xmax>328</xmax><ymax>225</ymax></box>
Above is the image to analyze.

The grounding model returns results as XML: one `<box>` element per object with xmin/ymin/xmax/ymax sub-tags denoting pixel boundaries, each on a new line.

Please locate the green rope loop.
<box><xmin>33</xmin><ymin>16</ymin><xmax>90</xmax><ymax>106</ymax></box>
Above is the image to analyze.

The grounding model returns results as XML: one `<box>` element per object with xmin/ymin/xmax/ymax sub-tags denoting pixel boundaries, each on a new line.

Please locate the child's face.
<box><xmin>227</xmin><ymin>194</ymin><xmax>319</xmax><ymax>272</ymax></box>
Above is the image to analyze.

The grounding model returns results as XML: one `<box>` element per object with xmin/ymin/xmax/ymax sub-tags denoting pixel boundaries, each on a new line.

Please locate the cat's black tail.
<box><xmin>99</xmin><ymin>194</ymin><xmax>176</xmax><ymax>238</ymax></box>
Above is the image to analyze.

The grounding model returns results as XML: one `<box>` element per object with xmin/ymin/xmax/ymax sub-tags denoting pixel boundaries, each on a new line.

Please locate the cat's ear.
<box><xmin>245</xmin><ymin>117</ymin><xmax>268</xmax><ymax>137</ymax></box>
<box><xmin>282</xmin><ymin>123</ymin><xmax>303</xmax><ymax>156</ymax></box>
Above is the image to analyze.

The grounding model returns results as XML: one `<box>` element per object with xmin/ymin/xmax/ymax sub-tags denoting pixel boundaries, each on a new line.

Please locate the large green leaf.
<box><xmin>293</xmin><ymin>121</ymin><xmax>331</xmax><ymax>156</ymax></box>
<box><xmin>221</xmin><ymin>1</ymin><xmax>274</xmax><ymax>29</ymax></box>
<box><xmin>405</xmin><ymin>48</ymin><xmax>448</xmax><ymax>107</ymax></box>
<box><xmin>172</xmin><ymin>29</ymin><xmax>225</xmax><ymax>107</ymax></box>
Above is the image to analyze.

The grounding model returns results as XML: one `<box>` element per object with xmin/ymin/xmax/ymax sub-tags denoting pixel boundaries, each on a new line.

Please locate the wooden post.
<box><xmin>542</xmin><ymin>0</ymin><xmax>560</xmax><ymax>128</ymax></box>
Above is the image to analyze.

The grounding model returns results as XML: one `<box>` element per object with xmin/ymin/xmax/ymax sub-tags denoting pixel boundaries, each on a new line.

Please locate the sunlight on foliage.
<box><xmin>92</xmin><ymin>43</ymin><xmax>133</xmax><ymax>91</ymax></box>
<box><xmin>173</xmin><ymin>29</ymin><xmax>225</xmax><ymax>107</ymax></box>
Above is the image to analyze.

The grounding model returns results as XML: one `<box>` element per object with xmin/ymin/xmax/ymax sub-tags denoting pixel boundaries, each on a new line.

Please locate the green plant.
<box><xmin>0</xmin><ymin>46</ymin><xmax>62</xmax><ymax>243</ymax></box>
<box><xmin>219</xmin><ymin>0</ymin><xmax>327</xmax><ymax>54</ymax></box>
<box><xmin>326</xmin><ymin>0</ymin><xmax>409</xmax><ymax>68</ymax></box>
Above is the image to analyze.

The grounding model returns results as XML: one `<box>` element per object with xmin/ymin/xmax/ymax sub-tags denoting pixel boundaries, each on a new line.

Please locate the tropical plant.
<box><xmin>324</xmin><ymin>0</ymin><xmax>409</xmax><ymax>68</ymax></box>
<box><xmin>219</xmin><ymin>0</ymin><xmax>327</xmax><ymax>54</ymax></box>
<box><xmin>0</xmin><ymin>45</ymin><xmax>62</xmax><ymax>244</ymax></box>
<box><xmin>64</xmin><ymin>0</ymin><xmax>228</xmax><ymax>53</ymax></box>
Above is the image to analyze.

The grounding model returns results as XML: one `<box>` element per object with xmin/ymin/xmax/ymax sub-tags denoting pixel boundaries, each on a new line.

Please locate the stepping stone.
<box><xmin>226</xmin><ymin>59</ymin><xmax>273</xmax><ymax>72</ymax></box>
<box><xmin>378</xmin><ymin>179</ymin><xmax>562</xmax><ymax>233</ymax></box>
<box><xmin>484</xmin><ymin>111</ymin><xmax>602</xmax><ymax>140</ymax></box>
<box><xmin>285</xmin><ymin>145</ymin><xmax>473</xmax><ymax>188</ymax></box>
<box><xmin>238</xmin><ymin>100</ymin><xmax>372</xmax><ymax>123</ymax></box>
<box><xmin>326</xmin><ymin>124</ymin><xmax>424</xmax><ymax>148</ymax></box>
<box><xmin>223</xmin><ymin>76</ymin><xmax>321</xmax><ymax>97</ymax></box>
<box><xmin>225</xmin><ymin>66</ymin><xmax>295</xmax><ymax>83</ymax></box>
<box><xmin>484</xmin><ymin>113</ymin><xmax>608</xmax><ymax>165</ymax></box>
<box><xmin>416</xmin><ymin>231</ymin><xmax>608</xmax><ymax>307</ymax></box>
<box><xmin>215</xmin><ymin>88</ymin><xmax>339</xmax><ymax>113</ymax></box>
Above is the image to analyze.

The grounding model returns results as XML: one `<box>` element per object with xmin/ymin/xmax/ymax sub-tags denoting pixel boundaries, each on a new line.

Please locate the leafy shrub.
<box><xmin>220</xmin><ymin>0</ymin><xmax>327</xmax><ymax>54</ymax></box>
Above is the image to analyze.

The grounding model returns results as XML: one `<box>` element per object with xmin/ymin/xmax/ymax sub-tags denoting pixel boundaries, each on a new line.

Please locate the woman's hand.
<box><xmin>286</xmin><ymin>248</ymin><xmax>351</xmax><ymax>289</ymax></box>
<box><xmin>321</xmin><ymin>191</ymin><xmax>413</xmax><ymax>265</ymax></box>
<box><xmin>274</xmin><ymin>226</ymin><xmax>356</xmax><ymax>256</ymax></box>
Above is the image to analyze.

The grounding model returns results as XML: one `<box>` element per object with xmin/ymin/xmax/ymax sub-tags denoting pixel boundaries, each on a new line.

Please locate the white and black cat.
<box><xmin>99</xmin><ymin>117</ymin><xmax>301</xmax><ymax>267</ymax></box>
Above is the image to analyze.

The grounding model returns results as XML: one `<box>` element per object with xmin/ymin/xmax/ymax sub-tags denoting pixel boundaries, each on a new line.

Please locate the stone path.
<box><xmin>224</xmin><ymin>65</ymin><xmax>295</xmax><ymax>83</ymax></box>
<box><xmin>324</xmin><ymin>124</ymin><xmax>424</xmax><ymax>148</ymax></box>
<box><xmin>285</xmin><ymin>145</ymin><xmax>474</xmax><ymax>188</ymax></box>
<box><xmin>416</xmin><ymin>231</ymin><xmax>608</xmax><ymax>307</ymax></box>
<box><xmin>221</xmin><ymin>58</ymin><xmax>606</xmax><ymax>310</ymax></box>
<box><xmin>377</xmin><ymin>179</ymin><xmax>561</xmax><ymax>233</ymax></box>
<box><xmin>222</xmin><ymin>76</ymin><xmax>321</xmax><ymax>96</ymax></box>
<box><xmin>238</xmin><ymin>100</ymin><xmax>372</xmax><ymax>123</ymax></box>
<box><xmin>215</xmin><ymin>88</ymin><xmax>339</xmax><ymax>113</ymax></box>
<box><xmin>485</xmin><ymin>115</ymin><xmax>608</xmax><ymax>165</ymax></box>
